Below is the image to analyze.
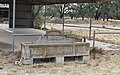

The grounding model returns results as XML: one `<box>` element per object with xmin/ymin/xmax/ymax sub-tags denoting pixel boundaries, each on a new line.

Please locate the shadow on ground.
<box><xmin>0</xmin><ymin>42</ymin><xmax>12</xmax><ymax>49</ymax></box>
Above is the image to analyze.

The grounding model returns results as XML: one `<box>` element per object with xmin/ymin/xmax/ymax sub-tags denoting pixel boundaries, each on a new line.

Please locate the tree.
<box><xmin>33</xmin><ymin>5</ymin><xmax>44</xmax><ymax>29</ymax></box>
<box><xmin>42</xmin><ymin>1</ymin><xmax>120</xmax><ymax>22</ymax></box>
<box><xmin>54</xmin><ymin>4</ymin><xmax>69</xmax><ymax>18</ymax></box>
<box><xmin>76</xmin><ymin>3</ymin><xmax>88</xmax><ymax>20</ymax></box>
<box><xmin>67</xmin><ymin>3</ymin><xmax>78</xmax><ymax>19</ymax></box>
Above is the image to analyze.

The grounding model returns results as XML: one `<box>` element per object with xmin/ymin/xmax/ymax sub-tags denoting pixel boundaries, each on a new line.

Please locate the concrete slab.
<box><xmin>87</xmin><ymin>40</ymin><xmax>120</xmax><ymax>50</ymax></box>
<box><xmin>0</xmin><ymin>28</ymin><xmax>46</xmax><ymax>50</ymax></box>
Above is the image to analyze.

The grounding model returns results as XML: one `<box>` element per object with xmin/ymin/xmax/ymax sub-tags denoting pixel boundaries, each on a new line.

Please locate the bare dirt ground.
<box><xmin>0</xmin><ymin>48</ymin><xmax>120</xmax><ymax>75</ymax></box>
<box><xmin>0</xmin><ymin>42</ymin><xmax>12</xmax><ymax>50</ymax></box>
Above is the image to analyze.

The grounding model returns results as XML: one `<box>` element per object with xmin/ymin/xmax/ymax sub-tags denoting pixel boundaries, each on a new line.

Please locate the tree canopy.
<box><xmin>33</xmin><ymin>1</ymin><xmax>120</xmax><ymax>28</ymax></box>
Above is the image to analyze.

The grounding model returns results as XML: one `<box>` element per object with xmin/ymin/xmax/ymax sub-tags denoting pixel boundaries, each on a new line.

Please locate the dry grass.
<box><xmin>0</xmin><ymin>41</ymin><xmax>120</xmax><ymax>75</ymax></box>
<box><xmin>49</xmin><ymin>18</ymin><xmax>120</xmax><ymax>25</ymax></box>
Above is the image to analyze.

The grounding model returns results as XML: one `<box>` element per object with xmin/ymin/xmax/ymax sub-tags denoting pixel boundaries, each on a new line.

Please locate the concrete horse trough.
<box><xmin>20</xmin><ymin>30</ymin><xmax>90</xmax><ymax>64</ymax></box>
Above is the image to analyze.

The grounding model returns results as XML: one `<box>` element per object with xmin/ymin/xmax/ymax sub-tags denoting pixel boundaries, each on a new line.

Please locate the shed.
<box><xmin>0</xmin><ymin>4</ymin><xmax>9</xmax><ymax>22</ymax></box>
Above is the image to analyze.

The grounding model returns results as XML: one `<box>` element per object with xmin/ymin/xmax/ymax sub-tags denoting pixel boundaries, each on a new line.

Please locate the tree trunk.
<box><xmin>107</xmin><ymin>18</ymin><xmax>109</xmax><ymax>21</ymax></box>
<box><xmin>107</xmin><ymin>15</ymin><xmax>109</xmax><ymax>21</ymax></box>
<box><xmin>103</xmin><ymin>15</ymin><xmax>105</xmax><ymax>21</ymax></box>
<box><xmin>82</xmin><ymin>16</ymin><xmax>84</xmax><ymax>20</ymax></box>
<box><xmin>95</xmin><ymin>10</ymin><xmax>101</xmax><ymax>20</ymax></box>
<box><xmin>60</xmin><ymin>14</ymin><xmax>63</xmax><ymax>19</ymax></box>
<box><xmin>71</xmin><ymin>16</ymin><xmax>73</xmax><ymax>19</ymax></box>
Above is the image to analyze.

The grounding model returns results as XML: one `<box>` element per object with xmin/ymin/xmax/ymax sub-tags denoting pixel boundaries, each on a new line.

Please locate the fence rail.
<box><xmin>91</xmin><ymin>26</ymin><xmax>120</xmax><ymax>30</ymax></box>
<box><xmin>64</xmin><ymin>24</ymin><xmax>120</xmax><ymax>40</ymax></box>
<box><xmin>64</xmin><ymin>25</ymin><xmax>89</xmax><ymax>28</ymax></box>
<box><xmin>64</xmin><ymin>25</ymin><xmax>120</xmax><ymax>30</ymax></box>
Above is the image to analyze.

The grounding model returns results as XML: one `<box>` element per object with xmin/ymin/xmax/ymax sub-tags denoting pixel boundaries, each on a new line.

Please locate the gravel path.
<box><xmin>0</xmin><ymin>28</ymin><xmax>46</xmax><ymax>50</ymax></box>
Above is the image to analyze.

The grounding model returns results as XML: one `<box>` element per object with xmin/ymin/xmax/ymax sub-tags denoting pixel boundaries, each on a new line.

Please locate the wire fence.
<box><xmin>63</xmin><ymin>23</ymin><xmax>120</xmax><ymax>49</ymax></box>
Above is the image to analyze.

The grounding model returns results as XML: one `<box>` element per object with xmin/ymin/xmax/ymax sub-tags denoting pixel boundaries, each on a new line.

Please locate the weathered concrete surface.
<box><xmin>21</xmin><ymin>42</ymin><xmax>90</xmax><ymax>64</ymax></box>
<box><xmin>0</xmin><ymin>28</ymin><xmax>46</xmax><ymax>50</ymax></box>
<box><xmin>56</xmin><ymin>56</ymin><xmax>64</xmax><ymax>64</ymax></box>
<box><xmin>21</xmin><ymin>30</ymin><xmax>90</xmax><ymax>64</ymax></box>
<box><xmin>87</xmin><ymin>39</ymin><xmax>120</xmax><ymax>50</ymax></box>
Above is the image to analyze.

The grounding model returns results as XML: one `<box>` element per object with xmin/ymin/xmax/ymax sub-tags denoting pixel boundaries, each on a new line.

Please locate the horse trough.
<box><xmin>20</xmin><ymin>30</ymin><xmax>90</xmax><ymax>64</ymax></box>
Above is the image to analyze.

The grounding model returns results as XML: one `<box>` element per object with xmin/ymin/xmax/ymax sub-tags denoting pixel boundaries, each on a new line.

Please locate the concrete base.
<box><xmin>56</xmin><ymin>56</ymin><xmax>64</xmax><ymax>64</ymax></box>
<box><xmin>23</xmin><ymin>58</ymin><xmax>33</xmax><ymax>65</ymax></box>
<box><xmin>83</xmin><ymin>55</ymin><xmax>90</xmax><ymax>61</ymax></box>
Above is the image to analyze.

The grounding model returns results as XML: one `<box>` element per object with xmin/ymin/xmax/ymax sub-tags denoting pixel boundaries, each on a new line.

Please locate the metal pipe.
<box><xmin>91</xmin><ymin>26</ymin><xmax>120</xmax><ymax>30</ymax></box>
<box><xmin>12</xmin><ymin>0</ymin><xmax>16</xmax><ymax>51</ymax></box>
<box><xmin>14</xmin><ymin>34</ymin><xmax>42</xmax><ymax>36</ymax></box>
<box><xmin>95</xmin><ymin>32</ymin><xmax>120</xmax><ymax>34</ymax></box>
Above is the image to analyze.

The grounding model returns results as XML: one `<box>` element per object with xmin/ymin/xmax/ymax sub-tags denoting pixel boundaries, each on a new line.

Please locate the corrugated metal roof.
<box><xmin>0</xmin><ymin>0</ymin><xmax>118</xmax><ymax>5</ymax></box>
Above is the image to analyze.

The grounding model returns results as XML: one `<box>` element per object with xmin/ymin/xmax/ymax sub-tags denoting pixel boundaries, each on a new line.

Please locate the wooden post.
<box><xmin>44</xmin><ymin>5</ymin><xmax>47</xmax><ymax>30</ymax></box>
<box><xmin>62</xmin><ymin>4</ymin><xmax>65</xmax><ymax>35</ymax></box>
<box><xmin>93</xmin><ymin>31</ymin><xmax>95</xmax><ymax>48</ymax></box>
<box><xmin>89</xmin><ymin>18</ymin><xmax>92</xmax><ymax>40</ymax></box>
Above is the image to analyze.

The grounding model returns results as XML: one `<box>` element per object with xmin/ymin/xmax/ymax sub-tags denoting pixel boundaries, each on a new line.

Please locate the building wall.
<box><xmin>9</xmin><ymin>4</ymin><xmax>33</xmax><ymax>28</ymax></box>
<box><xmin>0</xmin><ymin>8</ymin><xmax>8</xmax><ymax>18</ymax></box>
